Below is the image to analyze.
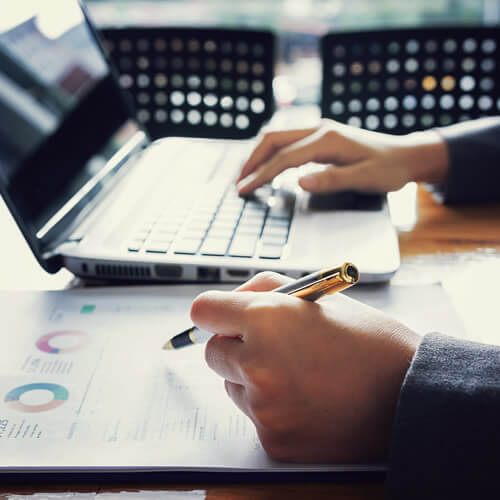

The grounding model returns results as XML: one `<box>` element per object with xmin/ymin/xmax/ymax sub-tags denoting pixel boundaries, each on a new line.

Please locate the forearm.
<box><xmin>436</xmin><ymin>117</ymin><xmax>500</xmax><ymax>204</ymax></box>
<box><xmin>395</xmin><ymin>118</ymin><xmax>500</xmax><ymax>204</ymax></box>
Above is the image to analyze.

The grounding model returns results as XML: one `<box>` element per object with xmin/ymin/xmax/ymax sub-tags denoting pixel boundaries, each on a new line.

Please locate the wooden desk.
<box><xmin>1</xmin><ymin>186</ymin><xmax>499</xmax><ymax>500</ymax></box>
<box><xmin>399</xmin><ymin>187</ymin><xmax>500</xmax><ymax>257</ymax></box>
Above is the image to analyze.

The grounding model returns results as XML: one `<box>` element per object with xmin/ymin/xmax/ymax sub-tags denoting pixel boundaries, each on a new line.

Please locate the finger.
<box><xmin>237</xmin><ymin>134</ymin><xmax>325</xmax><ymax>195</ymax></box>
<box><xmin>298</xmin><ymin>161</ymin><xmax>380</xmax><ymax>193</ymax></box>
<box><xmin>224</xmin><ymin>380</ymin><xmax>253</xmax><ymax>419</ymax></box>
<box><xmin>190</xmin><ymin>290</ymin><xmax>250</xmax><ymax>337</ymax></box>
<box><xmin>205</xmin><ymin>334</ymin><xmax>245</xmax><ymax>384</ymax></box>
<box><xmin>234</xmin><ymin>271</ymin><xmax>293</xmax><ymax>292</ymax></box>
<box><xmin>236</xmin><ymin>128</ymin><xmax>318</xmax><ymax>184</ymax></box>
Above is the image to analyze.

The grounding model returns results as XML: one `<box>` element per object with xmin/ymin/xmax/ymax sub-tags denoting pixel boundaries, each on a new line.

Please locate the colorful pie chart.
<box><xmin>4</xmin><ymin>383</ymin><xmax>69</xmax><ymax>413</ymax></box>
<box><xmin>36</xmin><ymin>330</ymin><xmax>89</xmax><ymax>354</ymax></box>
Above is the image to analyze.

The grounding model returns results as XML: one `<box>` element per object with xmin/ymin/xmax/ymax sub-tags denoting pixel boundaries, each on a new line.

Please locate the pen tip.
<box><xmin>162</xmin><ymin>341</ymin><xmax>174</xmax><ymax>350</ymax></box>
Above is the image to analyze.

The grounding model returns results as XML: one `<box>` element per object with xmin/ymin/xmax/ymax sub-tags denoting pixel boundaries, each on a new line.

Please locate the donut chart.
<box><xmin>36</xmin><ymin>330</ymin><xmax>89</xmax><ymax>354</ymax></box>
<box><xmin>4</xmin><ymin>383</ymin><xmax>69</xmax><ymax>413</ymax></box>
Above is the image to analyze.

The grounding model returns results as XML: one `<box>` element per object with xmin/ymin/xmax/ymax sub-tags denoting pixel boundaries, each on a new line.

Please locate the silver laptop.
<box><xmin>0</xmin><ymin>0</ymin><xmax>399</xmax><ymax>284</ymax></box>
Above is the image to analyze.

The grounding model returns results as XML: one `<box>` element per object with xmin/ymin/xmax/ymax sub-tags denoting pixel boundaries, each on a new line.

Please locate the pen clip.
<box><xmin>291</xmin><ymin>266</ymin><xmax>358</xmax><ymax>301</ymax></box>
<box><xmin>290</xmin><ymin>274</ymin><xmax>337</xmax><ymax>300</ymax></box>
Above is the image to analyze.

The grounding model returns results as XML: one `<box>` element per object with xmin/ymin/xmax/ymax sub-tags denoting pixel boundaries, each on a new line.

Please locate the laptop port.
<box><xmin>197</xmin><ymin>267</ymin><xmax>220</xmax><ymax>281</ymax></box>
<box><xmin>227</xmin><ymin>269</ymin><xmax>250</xmax><ymax>278</ymax></box>
<box><xmin>155</xmin><ymin>265</ymin><xmax>182</xmax><ymax>279</ymax></box>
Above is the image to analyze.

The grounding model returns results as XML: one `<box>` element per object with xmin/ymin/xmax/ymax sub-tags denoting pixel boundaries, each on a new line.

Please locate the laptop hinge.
<box><xmin>37</xmin><ymin>130</ymin><xmax>148</xmax><ymax>250</ymax></box>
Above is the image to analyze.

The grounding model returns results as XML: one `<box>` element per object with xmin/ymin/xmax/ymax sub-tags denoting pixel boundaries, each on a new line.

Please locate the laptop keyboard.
<box><xmin>126</xmin><ymin>160</ymin><xmax>295</xmax><ymax>260</ymax></box>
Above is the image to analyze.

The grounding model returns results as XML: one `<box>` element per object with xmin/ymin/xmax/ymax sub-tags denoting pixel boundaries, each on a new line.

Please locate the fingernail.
<box><xmin>236</xmin><ymin>172</ymin><xmax>257</xmax><ymax>193</ymax></box>
<box><xmin>236</xmin><ymin>182</ymin><xmax>250</xmax><ymax>195</ymax></box>
<box><xmin>300</xmin><ymin>175</ymin><xmax>317</xmax><ymax>190</ymax></box>
<box><xmin>236</xmin><ymin>179</ymin><xmax>248</xmax><ymax>193</ymax></box>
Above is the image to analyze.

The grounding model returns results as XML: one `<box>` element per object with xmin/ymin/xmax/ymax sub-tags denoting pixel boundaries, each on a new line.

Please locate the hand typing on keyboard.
<box><xmin>235</xmin><ymin>119</ymin><xmax>449</xmax><ymax>196</ymax></box>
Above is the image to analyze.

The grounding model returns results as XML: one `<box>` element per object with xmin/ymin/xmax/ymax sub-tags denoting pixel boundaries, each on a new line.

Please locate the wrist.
<box><xmin>400</xmin><ymin>131</ymin><xmax>450</xmax><ymax>185</ymax></box>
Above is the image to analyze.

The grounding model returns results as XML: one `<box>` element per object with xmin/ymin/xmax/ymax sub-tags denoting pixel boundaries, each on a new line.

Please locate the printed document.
<box><xmin>0</xmin><ymin>284</ymin><xmax>463</xmax><ymax>474</ymax></box>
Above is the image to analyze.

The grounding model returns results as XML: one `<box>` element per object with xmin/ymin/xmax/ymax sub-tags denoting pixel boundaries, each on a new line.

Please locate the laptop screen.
<box><xmin>0</xmin><ymin>0</ymin><xmax>135</xmax><ymax>261</ymax></box>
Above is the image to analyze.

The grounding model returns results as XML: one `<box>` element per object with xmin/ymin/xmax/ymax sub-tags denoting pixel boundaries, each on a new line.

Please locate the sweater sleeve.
<box><xmin>435</xmin><ymin>117</ymin><xmax>500</xmax><ymax>204</ymax></box>
<box><xmin>385</xmin><ymin>333</ymin><xmax>500</xmax><ymax>499</ymax></box>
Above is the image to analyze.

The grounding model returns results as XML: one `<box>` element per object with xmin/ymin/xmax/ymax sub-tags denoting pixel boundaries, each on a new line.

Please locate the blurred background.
<box><xmin>85</xmin><ymin>0</ymin><xmax>500</xmax><ymax>106</ymax></box>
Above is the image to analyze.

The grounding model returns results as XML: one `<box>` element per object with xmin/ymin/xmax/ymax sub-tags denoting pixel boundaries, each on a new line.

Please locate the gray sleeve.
<box><xmin>435</xmin><ymin>117</ymin><xmax>500</xmax><ymax>204</ymax></box>
<box><xmin>385</xmin><ymin>333</ymin><xmax>500</xmax><ymax>499</ymax></box>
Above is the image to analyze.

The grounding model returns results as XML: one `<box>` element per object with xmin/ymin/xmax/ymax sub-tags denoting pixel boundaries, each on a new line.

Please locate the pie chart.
<box><xmin>4</xmin><ymin>383</ymin><xmax>69</xmax><ymax>413</ymax></box>
<box><xmin>36</xmin><ymin>330</ymin><xmax>89</xmax><ymax>354</ymax></box>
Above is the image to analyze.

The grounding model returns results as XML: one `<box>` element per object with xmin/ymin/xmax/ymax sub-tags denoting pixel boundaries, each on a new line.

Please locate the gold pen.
<box><xmin>162</xmin><ymin>262</ymin><xmax>359</xmax><ymax>350</ymax></box>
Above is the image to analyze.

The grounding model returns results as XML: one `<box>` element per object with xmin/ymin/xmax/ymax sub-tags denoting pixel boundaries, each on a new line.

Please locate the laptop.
<box><xmin>0</xmin><ymin>0</ymin><xmax>399</xmax><ymax>284</ymax></box>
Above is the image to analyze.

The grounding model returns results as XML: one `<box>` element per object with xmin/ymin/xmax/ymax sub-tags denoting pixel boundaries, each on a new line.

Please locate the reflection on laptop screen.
<box><xmin>0</xmin><ymin>0</ymin><xmax>108</xmax><ymax>182</ymax></box>
<box><xmin>0</xmin><ymin>0</ymin><xmax>136</xmax><ymax>243</ymax></box>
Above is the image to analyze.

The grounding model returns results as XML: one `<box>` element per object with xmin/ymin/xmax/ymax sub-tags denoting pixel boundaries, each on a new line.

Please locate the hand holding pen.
<box><xmin>182</xmin><ymin>268</ymin><xmax>420</xmax><ymax>463</ymax></box>
<box><xmin>163</xmin><ymin>263</ymin><xmax>359</xmax><ymax>350</ymax></box>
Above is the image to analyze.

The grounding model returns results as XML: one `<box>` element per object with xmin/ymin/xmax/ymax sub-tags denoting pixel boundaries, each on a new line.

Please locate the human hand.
<box><xmin>191</xmin><ymin>272</ymin><xmax>421</xmax><ymax>463</ymax></box>
<box><xmin>236</xmin><ymin>119</ymin><xmax>449</xmax><ymax>196</ymax></box>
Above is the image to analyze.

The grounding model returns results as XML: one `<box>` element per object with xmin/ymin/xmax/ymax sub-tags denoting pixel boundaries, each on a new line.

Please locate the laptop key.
<box><xmin>239</xmin><ymin>202</ymin><xmax>260</xmax><ymax>215</ymax></box>
<box><xmin>220</xmin><ymin>205</ymin><xmax>244</xmax><ymax>215</ymax></box>
<box><xmin>262</xmin><ymin>235</ymin><xmax>288</xmax><ymax>248</ymax></box>
<box><xmin>150</xmin><ymin>229</ymin><xmax>176</xmax><ymax>240</ymax></box>
<box><xmin>235</xmin><ymin>225</ymin><xmax>262</xmax><ymax>237</ymax></box>
<box><xmin>157</xmin><ymin>214</ymin><xmax>186</xmax><ymax>225</ymax></box>
<box><xmin>200</xmin><ymin>238</ymin><xmax>230</xmax><ymax>256</ymax></box>
<box><xmin>197</xmin><ymin>202</ymin><xmax>219</xmax><ymax>213</ymax></box>
<box><xmin>243</xmin><ymin>209</ymin><xmax>266</xmax><ymax>219</ymax></box>
<box><xmin>211</xmin><ymin>221</ymin><xmax>237</xmax><ymax>231</ymax></box>
<box><xmin>245</xmin><ymin>200</ymin><xmax>267</xmax><ymax>210</ymax></box>
<box><xmin>134</xmin><ymin>228</ymin><xmax>151</xmax><ymax>238</ymax></box>
<box><xmin>214</xmin><ymin>212</ymin><xmax>240</xmax><ymax>223</ymax></box>
<box><xmin>207</xmin><ymin>227</ymin><xmax>234</xmax><ymax>238</ymax></box>
<box><xmin>145</xmin><ymin>244</ymin><xmax>169</xmax><ymax>254</ymax></box>
<box><xmin>174</xmin><ymin>239</ymin><xmax>202</xmax><ymax>255</ymax></box>
<box><xmin>127</xmin><ymin>242</ymin><xmax>142</xmax><ymax>252</ymax></box>
<box><xmin>228</xmin><ymin>236</ymin><xmax>258</xmax><ymax>258</ymax></box>
<box><xmin>194</xmin><ymin>207</ymin><xmax>215</xmax><ymax>217</ymax></box>
<box><xmin>268</xmin><ymin>205</ymin><xmax>292</xmax><ymax>219</ymax></box>
<box><xmin>263</xmin><ymin>220</ymin><xmax>289</xmax><ymax>232</ymax></box>
<box><xmin>186</xmin><ymin>220</ymin><xmax>212</xmax><ymax>231</ymax></box>
<box><xmin>181</xmin><ymin>228</ymin><xmax>207</xmax><ymax>240</ymax></box>
<box><xmin>147</xmin><ymin>236</ymin><xmax>174</xmax><ymax>246</ymax></box>
<box><xmin>155</xmin><ymin>222</ymin><xmax>181</xmax><ymax>234</ymax></box>
<box><xmin>262</xmin><ymin>226</ymin><xmax>288</xmax><ymax>241</ymax></box>
<box><xmin>240</xmin><ymin>210</ymin><xmax>265</xmax><ymax>220</ymax></box>
<box><xmin>221</xmin><ymin>194</ymin><xmax>244</xmax><ymax>204</ymax></box>
<box><xmin>258</xmin><ymin>244</ymin><xmax>283</xmax><ymax>259</ymax></box>
<box><xmin>190</xmin><ymin>212</ymin><xmax>214</xmax><ymax>222</ymax></box>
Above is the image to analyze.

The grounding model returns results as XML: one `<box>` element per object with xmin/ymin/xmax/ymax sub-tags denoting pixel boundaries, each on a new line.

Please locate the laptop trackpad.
<box><xmin>308</xmin><ymin>191</ymin><xmax>384</xmax><ymax>211</ymax></box>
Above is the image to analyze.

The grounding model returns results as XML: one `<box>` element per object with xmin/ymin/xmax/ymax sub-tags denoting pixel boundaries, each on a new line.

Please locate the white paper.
<box><xmin>442</xmin><ymin>258</ymin><xmax>500</xmax><ymax>346</ymax></box>
<box><xmin>0</xmin><ymin>283</ymin><xmax>465</xmax><ymax>474</ymax></box>
<box><xmin>345</xmin><ymin>282</ymin><xmax>467</xmax><ymax>338</ymax></box>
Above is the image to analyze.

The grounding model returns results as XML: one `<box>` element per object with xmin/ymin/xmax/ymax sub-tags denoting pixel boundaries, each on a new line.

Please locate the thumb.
<box><xmin>298</xmin><ymin>162</ymin><xmax>377</xmax><ymax>193</ymax></box>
